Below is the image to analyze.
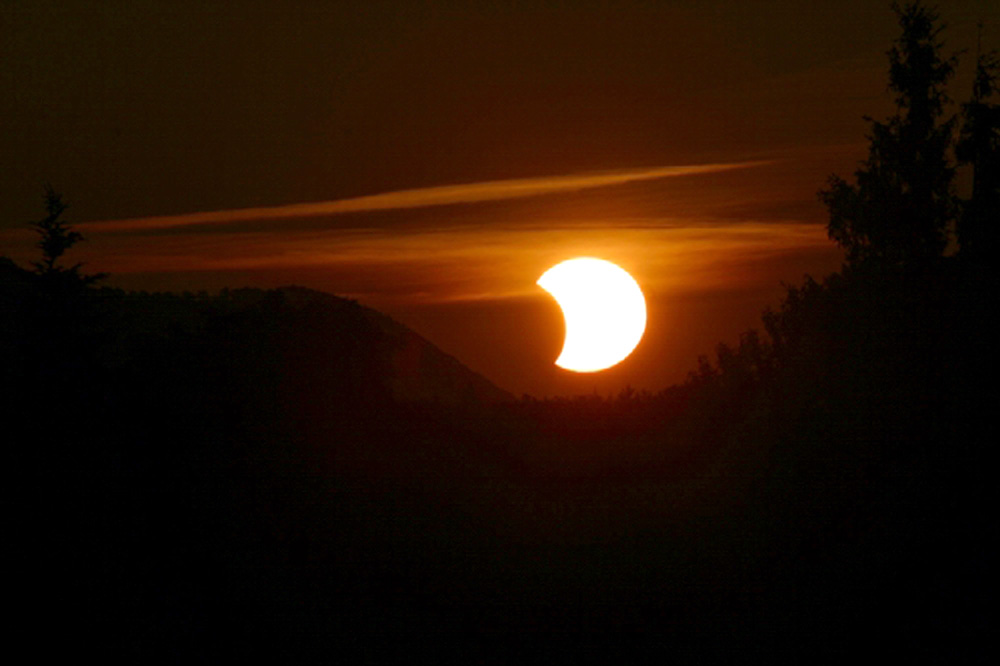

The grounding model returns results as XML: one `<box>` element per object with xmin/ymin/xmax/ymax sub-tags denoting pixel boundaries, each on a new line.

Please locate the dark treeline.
<box><xmin>3</xmin><ymin>2</ymin><xmax>995</xmax><ymax>661</ymax></box>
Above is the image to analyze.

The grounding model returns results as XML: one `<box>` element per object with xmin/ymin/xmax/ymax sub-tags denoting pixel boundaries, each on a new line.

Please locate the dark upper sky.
<box><xmin>3</xmin><ymin>1</ymin><xmax>998</xmax><ymax>395</ymax></box>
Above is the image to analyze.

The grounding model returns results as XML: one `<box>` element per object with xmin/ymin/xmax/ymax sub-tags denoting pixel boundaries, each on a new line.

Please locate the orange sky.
<box><xmin>3</xmin><ymin>1</ymin><xmax>996</xmax><ymax>395</ymax></box>
<box><xmin>1</xmin><ymin>154</ymin><xmax>845</xmax><ymax>395</ymax></box>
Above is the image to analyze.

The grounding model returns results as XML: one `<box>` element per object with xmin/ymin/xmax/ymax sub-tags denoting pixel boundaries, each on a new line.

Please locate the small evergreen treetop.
<box><xmin>29</xmin><ymin>185</ymin><xmax>104</xmax><ymax>285</ymax></box>
<box><xmin>821</xmin><ymin>1</ymin><xmax>958</xmax><ymax>269</ymax></box>
<box><xmin>31</xmin><ymin>185</ymin><xmax>82</xmax><ymax>274</ymax></box>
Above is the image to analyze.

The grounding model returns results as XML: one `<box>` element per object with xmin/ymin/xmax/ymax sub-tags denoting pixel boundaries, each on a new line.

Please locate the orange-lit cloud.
<box><xmin>67</xmin><ymin>219</ymin><xmax>836</xmax><ymax>305</ymax></box>
<box><xmin>1</xmin><ymin>158</ymin><xmax>841</xmax><ymax>315</ymax></box>
<box><xmin>77</xmin><ymin>162</ymin><xmax>771</xmax><ymax>233</ymax></box>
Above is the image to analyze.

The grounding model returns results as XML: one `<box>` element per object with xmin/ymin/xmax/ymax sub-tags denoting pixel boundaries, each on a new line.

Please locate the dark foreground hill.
<box><xmin>1</xmin><ymin>258</ymin><xmax>511</xmax><ymax>408</ymax></box>
<box><xmin>2</xmin><ymin>256</ymin><xmax>991</xmax><ymax>662</ymax></box>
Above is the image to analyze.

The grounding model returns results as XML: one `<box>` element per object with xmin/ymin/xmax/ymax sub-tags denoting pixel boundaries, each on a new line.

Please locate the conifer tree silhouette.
<box><xmin>956</xmin><ymin>48</ymin><xmax>1000</xmax><ymax>261</ymax></box>
<box><xmin>820</xmin><ymin>2</ymin><xmax>958</xmax><ymax>268</ymax></box>
<box><xmin>29</xmin><ymin>186</ymin><xmax>104</xmax><ymax>286</ymax></box>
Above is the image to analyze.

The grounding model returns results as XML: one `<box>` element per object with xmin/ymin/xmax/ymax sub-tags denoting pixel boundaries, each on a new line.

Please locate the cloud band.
<box><xmin>79</xmin><ymin>161</ymin><xmax>771</xmax><ymax>233</ymax></box>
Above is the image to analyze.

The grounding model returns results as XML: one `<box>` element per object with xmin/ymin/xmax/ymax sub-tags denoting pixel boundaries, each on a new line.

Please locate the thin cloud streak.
<box><xmin>78</xmin><ymin>162</ymin><xmax>772</xmax><ymax>233</ymax></box>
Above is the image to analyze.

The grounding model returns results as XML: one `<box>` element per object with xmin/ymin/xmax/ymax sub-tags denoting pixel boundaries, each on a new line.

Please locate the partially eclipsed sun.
<box><xmin>537</xmin><ymin>257</ymin><xmax>647</xmax><ymax>373</ymax></box>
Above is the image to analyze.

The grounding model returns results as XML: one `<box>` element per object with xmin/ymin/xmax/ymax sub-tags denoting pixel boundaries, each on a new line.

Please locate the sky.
<box><xmin>3</xmin><ymin>0</ymin><xmax>998</xmax><ymax>397</ymax></box>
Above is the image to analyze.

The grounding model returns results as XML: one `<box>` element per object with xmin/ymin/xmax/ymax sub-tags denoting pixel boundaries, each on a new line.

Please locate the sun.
<box><xmin>537</xmin><ymin>257</ymin><xmax>647</xmax><ymax>373</ymax></box>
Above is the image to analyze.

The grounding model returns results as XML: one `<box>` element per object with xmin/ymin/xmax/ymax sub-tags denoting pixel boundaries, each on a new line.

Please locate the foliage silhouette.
<box><xmin>957</xmin><ymin>47</ymin><xmax>1000</xmax><ymax>261</ymax></box>
<box><xmin>28</xmin><ymin>186</ymin><xmax>105</xmax><ymax>287</ymax></box>
<box><xmin>4</xmin><ymin>257</ymin><xmax>992</xmax><ymax>661</ymax></box>
<box><xmin>820</xmin><ymin>1</ymin><xmax>958</xmax><ymax>268</ymax></box>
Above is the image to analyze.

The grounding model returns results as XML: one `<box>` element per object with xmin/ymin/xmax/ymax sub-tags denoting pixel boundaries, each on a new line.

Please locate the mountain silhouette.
<box><xmin>2</xmin><ymin>257</ymin><xmax>510</xmax><ymax>412</ymax></box>
<box><xmin>274</xmin><ymin>285</ymin><xmax>514</xmax><ymax>405</ymax></box>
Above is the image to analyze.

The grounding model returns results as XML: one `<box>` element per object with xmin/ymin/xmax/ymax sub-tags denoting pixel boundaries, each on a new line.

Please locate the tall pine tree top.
<box><xmin>821</xmin><ymin>1</ymin><xmax>958</xmax><ymax>269</ymax></box>
<box><xmin>956</xmin><ymin>48</ymin><xmax>1000</xmax><ymax>262</ymax></box>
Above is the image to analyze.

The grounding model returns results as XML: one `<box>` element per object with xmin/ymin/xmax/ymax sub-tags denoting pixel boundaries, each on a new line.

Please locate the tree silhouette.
<box><xmin>820</xmin><ymin>1</ymin><xmax>958</xmax><ymax>268</ymax></box>
<box><xmin>956</xmin><ymin>48</ymin><xmax>1000</xmax><ymax>261</ymax></box>
<box><xmin>29</xmin><ymin>185</ymin><xmax>104</xmax><ymax>285</ymax></box>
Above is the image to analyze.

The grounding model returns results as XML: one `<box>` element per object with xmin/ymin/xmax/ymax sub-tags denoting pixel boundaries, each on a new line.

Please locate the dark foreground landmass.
<box><xmin>1</xmin><ymin>255</ymin><xmax>992</xmax><ymax>662</ymax></box>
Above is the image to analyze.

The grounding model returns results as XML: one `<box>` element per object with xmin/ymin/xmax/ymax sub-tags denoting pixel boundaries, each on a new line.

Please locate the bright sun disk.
<box><xmin>537</xmin><ymin>257</ymin><xmax>647</xmax><ymax>373</ymax></box>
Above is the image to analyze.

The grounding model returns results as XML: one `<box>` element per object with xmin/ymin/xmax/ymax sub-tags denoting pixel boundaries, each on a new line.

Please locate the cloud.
<box><xmin>77</xmin><ymin>161</ymin><xmax>772</xmax><ymax>233</ymax></box>
<box><xmin>71</xmin><ymin>218</ymin><xmax>836</xmax><ymax>305</ymax></box>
